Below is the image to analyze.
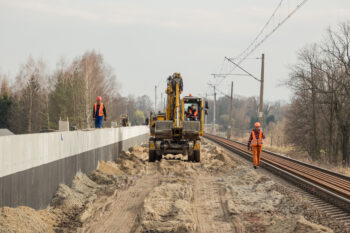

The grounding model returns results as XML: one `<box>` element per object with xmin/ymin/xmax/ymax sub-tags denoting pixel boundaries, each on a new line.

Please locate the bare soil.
<box><xmin>0</xmin><ymin>140</ymin><xmax>348</xmax><ymax>233</ymax></box>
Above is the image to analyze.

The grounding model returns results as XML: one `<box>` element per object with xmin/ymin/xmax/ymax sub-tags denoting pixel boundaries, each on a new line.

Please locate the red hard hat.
<box><xmin>97</xmin><ymin>96</ymin><xmax>102</xmax><ymax>101</ymax></box>
<box><xmin>189</xmin><ymin>93</ymin><xmax>192</xmax><ymax>96</ymax></box>
<box><xmin>254</xmin><ymin>122</ymin><xmax>261</xmax><ymax>127</ymax></box>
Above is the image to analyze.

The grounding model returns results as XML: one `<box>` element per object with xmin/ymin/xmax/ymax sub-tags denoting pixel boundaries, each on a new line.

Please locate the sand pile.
<box><xmin>0</xmin><ymin>145</ymin><xmax>148</xmax><ymax>233</ymax></box>
<box><xmin>0</xmin><ymin>207</ymin><xmax>56</xmax><ymax>233</ymax></box>
<box><xmin>218</xmin><ymin>165</ymin><xmax>337</xmax><ymax>232</ymax></box>
<box><xmin>0</xmin><ymin>141</ymin><xmax>345</xmax><ymax>233</ymax></box>
<box><xmin>157</xmin><ymin>159</ymin><xmax>198</xmax><ymax>177</ymax></box>
<box><xmin>201</xmin><ymin>143</ymin><xmax>237</xmax><ymax>173</ymax></box>
<box><xmin>114</xmin><ymin>149</ymin><xmax>147</xmax><ymax>175</ymax></box>
<box><xmin>141</xmin><ymin>181</ymin><xmax>195</xmax><ymax>233</ymax></box>
<box><xmin>224</xmin><ymin>167</ymin><xmax>283</xmax><ymax>213</ymax></box>
<box><xmin>266</xmin><ymin>215</ymin><xmax>333</xmax><ymax>233</ymax></box>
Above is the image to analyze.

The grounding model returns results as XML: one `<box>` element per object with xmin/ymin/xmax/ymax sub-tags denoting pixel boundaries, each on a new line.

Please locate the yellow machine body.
<box><xmin>148</xmin><ymin>73</ymin><xmax>207</xmax><ymax>162</ymax></box>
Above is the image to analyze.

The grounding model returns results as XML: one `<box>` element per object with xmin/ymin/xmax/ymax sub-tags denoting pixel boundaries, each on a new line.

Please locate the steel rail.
<box><xmin>204</xmin><ymin>133</ymin><xmax>350</xmax><ymax>212</ymax></box>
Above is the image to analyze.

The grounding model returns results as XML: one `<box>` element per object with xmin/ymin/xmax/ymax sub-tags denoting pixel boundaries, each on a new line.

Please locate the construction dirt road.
<box><xmin>0</xmin><ymin>139</ymin><xmax>348</xmax><ymax>233</ymax></box>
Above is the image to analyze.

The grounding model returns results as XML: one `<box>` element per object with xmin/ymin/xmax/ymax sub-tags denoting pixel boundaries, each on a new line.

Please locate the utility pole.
<box><xmin>227</xmin><ymin>81</ymin><xmax>233</xmax><ymax>139</ymax></box>
<box><xmin>160</xmin><ymin>92</ymin><xmax>163</xmax><ymax>112</ymax></box>
<box><xmin>213</xmin><ymin>86</ymin><xmax>216</xmax><ymax>135</ymax></box>
<box><xmin>155</xmin><ymin>85</ymin><xmax>157</xmax><ymax>112</ymax></box>
<box><xmin>258</xmin><ymin>53</ymin><xmax>265</xmax><ymax>125</ymax></box>
<box><xmin>205</xmin><ymin>93</ymin><xmax>208</xmax><ymax>132</ymax></box>
<box><xmin>224</xmin><ymin>54</ymin><xmax>265</xmax><ymax>126</ymax></box>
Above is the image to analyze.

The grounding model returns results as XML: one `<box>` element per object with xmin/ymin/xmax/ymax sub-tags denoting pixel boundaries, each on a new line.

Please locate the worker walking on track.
<box><xmin>93</xmin><ymin>96</ymin><xmax>107</xmax><ymax>128</ymax></box>
<box><xmin>247</xmin><ymin>122</ymin><xmax>265</xmax><ymax>169</ymax></box>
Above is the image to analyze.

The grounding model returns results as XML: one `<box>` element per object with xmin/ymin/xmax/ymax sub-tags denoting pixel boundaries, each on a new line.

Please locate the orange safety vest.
<box><xmin>94</xmin><ymin>103</ymin><xmax>104</xmax><ymax>116</ymax></box>
<box><xmin>251</xmin><ymin>130</ymin><xmax>263</xmax><ymax>146</ymax></box>
<box><xmin>189</xmin><ymin>109</ymin><xmax>198</xmax><ymax>117</ymax></box>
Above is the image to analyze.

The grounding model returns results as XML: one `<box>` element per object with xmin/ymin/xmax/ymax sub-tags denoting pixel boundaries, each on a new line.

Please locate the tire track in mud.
<box><xmin>80</xmin><ymin>162</ymin><xmax>160</xmax><ymax>233</ymax></box>
<box><xmin>81</xmin><ymin>174</ymin><xmax>159</xmax><ymax>233</ymax></box>
<box><xmin>138</xmin><ymin>145</ymin><xmax>243</xmax><ymax>233</ymax></box>
<box><xmin>192</xmin><ymin>177</ymin><xmax>244</xmax><ymax>233</ymax></box>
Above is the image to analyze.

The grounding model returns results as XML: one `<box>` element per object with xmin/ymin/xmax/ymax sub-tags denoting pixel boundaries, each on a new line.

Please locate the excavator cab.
<box><xmin>182</xmin><ymin>96</ymin><xmax>204</xmax><ymax>136</ymax></box>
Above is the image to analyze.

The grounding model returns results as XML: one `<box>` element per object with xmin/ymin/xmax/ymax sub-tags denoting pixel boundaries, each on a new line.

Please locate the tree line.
<box><xmin>0</xmin><ymin>51</ymin><xmax>153</xmax><ymax>134</ymax></box>
<box><xmin>285</xmin><ymin>21</ymin><xmax>350</xmax><ymax>166</ymax></box>
<box><xmin>206</xmin><ymin>94</ymin><xmax>284</xmax><ymax>139</ymax></box>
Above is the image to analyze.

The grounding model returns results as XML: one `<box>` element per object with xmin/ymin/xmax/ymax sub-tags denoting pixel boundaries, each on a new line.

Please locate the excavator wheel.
<box><xmin>149</xmin><ymin>150</ymin><xmax>156</xmax><ymax>162</ymax></box>
<box><xmin>188</xmin><ymin>151</ymin><xmax>194</xmax><ymax>162</ymax></box>
<box><xmin>194</xmin><ymin>150</ymin><xmax>200</xmax><ymax>162</ymax></box>
<box><xmin>156</xmin><ymin>152</ymin><xmax>163</xmax><ymax>161</ymax></box>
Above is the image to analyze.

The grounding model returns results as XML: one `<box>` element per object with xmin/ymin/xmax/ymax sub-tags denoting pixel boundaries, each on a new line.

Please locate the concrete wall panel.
<box><xmin>0</xmin><ymin>126</ymin><xmax>148</xmax><ymax>209</ymax></box>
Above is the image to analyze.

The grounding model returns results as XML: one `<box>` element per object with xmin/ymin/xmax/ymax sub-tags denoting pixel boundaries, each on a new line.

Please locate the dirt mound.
<box><xmin>0</xmin><ymin>145</ymin><xmax>147</xmax><ymax>233</ymax></box>
<box><xmin>114</xmin><ymin>150</ymin><xmax>147</xmax><ymax>175</ymax></box>
<box><xmin>157</xmin><ymin>159</ymin><xmax>198</xmax><ymax>177</ymax></box>
<box><xmin>0</xmin><ymin>207</ymin><xmax>56</xmax><ymax>233</ymax></box>
<box><xmin>201</xmin><ymin>142</ymin><xmax>237</xmax><ymax>173</ymax></box>
<box><xmin>98</xmin><ymin>160</ymin><xmax>124</xmax><ymax>175</ymax></box>
<box><xmin>267</xmin><ymin>215</ymin><xmax>333</xmax><ymax>233</ymax></box>
<box><xmin>224</xmin><ymin>167</ymin><xmax>283</xmax><ymax>213</ymax></box>
<box><xmin>129</xmin><ymin>145</ymin><xmax>148</xmax><ymax>157</ymax></box>
<box><xmin>212</xmin><ymin>164</ymin><xmax>339</xmax><ymax>232</ymax></box>
<box><xmin>141</xmin><ymin>181</ymin><xmax>195</xmax><ymax>233</ymax></box>
<box><xmin>0</xmin><ymin>141</ymin><xmax>345</xmax><ymax>233</ymax></box>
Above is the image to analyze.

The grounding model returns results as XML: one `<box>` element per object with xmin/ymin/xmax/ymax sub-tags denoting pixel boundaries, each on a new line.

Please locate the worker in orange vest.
<box><xmin>187</xmin><ymin>104</ymin><xmax>198</xmax><ymax>121</ymax></box>
<box><xmin>247</xmin><ymin>122</ymin><xmax>265</xmax><ymax>169</ymax></box>
<box><xmin>93</xmin><ymin>96</ymin><xmax>107</xmax><ymax>128</ymax></box>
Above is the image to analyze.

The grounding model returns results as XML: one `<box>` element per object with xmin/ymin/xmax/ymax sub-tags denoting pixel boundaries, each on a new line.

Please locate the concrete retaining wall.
<box><xmin>0</xmin><ymin>126</ymin><xmax>149</xmax><ymax>209</ymax></box>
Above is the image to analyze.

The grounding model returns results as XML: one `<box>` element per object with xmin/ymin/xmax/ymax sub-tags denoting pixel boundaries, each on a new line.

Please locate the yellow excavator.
<box><xmin>149</xmin><ymin>72</ymin><xmax>208</xmax><ymax>162</ymax></box>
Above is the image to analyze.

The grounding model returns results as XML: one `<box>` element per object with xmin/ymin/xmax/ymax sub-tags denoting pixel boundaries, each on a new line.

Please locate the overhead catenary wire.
<box><xmin>225</xmin><ymin>57</ymin><xmax>261</xmax><ymax>82</ymax></box>
<box><xmin>207</xmin><ymin>83</ymin><xmax>231</xmax><ymax>99</ymax></box>
<box><xmin>237</xmin><ymin>0</ymin><xmax>309</xmax><ymax>65</ymax></box>
<box><xmin>234</xmin><ymin>0</ymin><xmax>284</xmax><ymax>61</ymax></box>
<box><xmin>219</xmin><ymin>0</ymin><xmax>310</xmax><ymax>82</ymax></box>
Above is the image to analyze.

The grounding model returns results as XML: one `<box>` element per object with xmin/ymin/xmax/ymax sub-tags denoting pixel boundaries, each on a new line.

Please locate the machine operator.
<box><xmin>187</xmin><ymin>104</ymin><xmax>198</xmax><ymax>121</ymax></box>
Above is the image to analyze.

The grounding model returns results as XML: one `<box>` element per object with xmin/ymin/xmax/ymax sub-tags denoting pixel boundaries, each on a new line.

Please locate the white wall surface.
<box><xmin>0</xmin><ymin>126</ymin><xmax>149</xmax><ymax>177</ymax></box>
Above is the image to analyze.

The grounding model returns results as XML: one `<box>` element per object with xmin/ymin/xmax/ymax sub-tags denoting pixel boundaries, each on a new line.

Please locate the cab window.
<box><xmin>185</xmin><ymin>103</ymin><xmax>200</xmax><ymax>121</ymax></box>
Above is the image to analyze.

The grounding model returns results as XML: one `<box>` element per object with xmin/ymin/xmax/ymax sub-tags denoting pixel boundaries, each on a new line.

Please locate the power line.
<box><xmin>226</xmin><ymin>0</ymin><xmax>309</xmax><ymax>75</ymax></box>
<box><xmin>211</xmin><ymin>0</ymin><xmax>310</xmax><ymax>94</ymax></box>
<box><xmin>237</xmin><ymin>0</ymin><xmax>309</xmax><ymax>64</ymax></box>
<box><xmin>235</xmin><ymin>0</ymin><xmax>284</xmax><ymax>61</ymax></box>
<box><xmin>225</xmin><ymin>57</ymin><xmax>260</xmax><ymax>82</ymax></box>
<box><xmin>216</xmin><ymin>88</ymin><xmax>231</xmax><ymax>99</ymax></box>
<box><xmin>207</xmin><ymin>83</ymin><xmax>231</xmax><ymax>99</ymax></box>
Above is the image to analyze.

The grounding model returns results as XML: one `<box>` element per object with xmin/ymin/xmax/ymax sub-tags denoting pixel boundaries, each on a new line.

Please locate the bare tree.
<box><xmin>286</xmin><ymin>21</ymin><xmax>350</xmax><ymax>165</ymax></box>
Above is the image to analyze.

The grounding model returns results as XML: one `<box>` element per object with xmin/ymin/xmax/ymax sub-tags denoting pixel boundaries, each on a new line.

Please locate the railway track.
<box><xmin>204</xmin><ymin>133</ymin><xmax>350</xmax><ymax>227</ymax></box>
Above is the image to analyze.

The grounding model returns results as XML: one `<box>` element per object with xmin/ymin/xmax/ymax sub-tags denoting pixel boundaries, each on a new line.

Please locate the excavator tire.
<box><xmin>156</xmin><ymin>153</ymin><xmax>163</xmax><ymax>161</ymax></box>
<box><xmin>149</xmin><ymin>150</ymin><xmax>156</xmax><ymax>162</ymax></box>
<box><xmin>188</xmin><ymin>151</ymin><xmax>194</xmax><ymax>162</ymax></box>
<box><xmin>194</xmin><ymin>150</ymin><xmax>200</xmax><ymax>162</ymax></box>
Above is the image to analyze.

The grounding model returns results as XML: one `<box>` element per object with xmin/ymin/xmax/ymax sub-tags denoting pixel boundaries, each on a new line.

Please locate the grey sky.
<box><xmin>0</xmin><ymin>0</ymin><xmax>349</xmax><ymax>104</ymax></box>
